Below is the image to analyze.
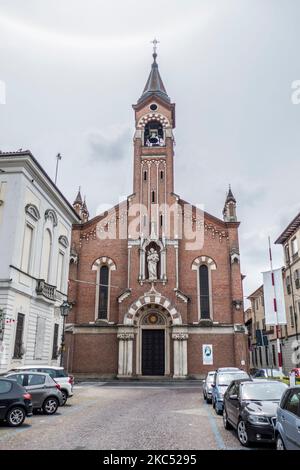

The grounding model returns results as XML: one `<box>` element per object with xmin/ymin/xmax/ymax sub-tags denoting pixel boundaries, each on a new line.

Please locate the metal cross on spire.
<box><xmin>151</xmin><ymin>38</ymin><xmax>160</xmax><ymax>55</ymax></box>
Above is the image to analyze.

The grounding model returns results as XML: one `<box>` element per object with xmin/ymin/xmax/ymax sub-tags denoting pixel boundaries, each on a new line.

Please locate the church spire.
<box><xmin>138</xmin><ymin>39</ymin><xmax>170</xmax><ymax>104</ymax></box>
<box><xmin>223</xmin><ymin>185</ymin><xmax>237</xmax><ymax>222</ymax></box>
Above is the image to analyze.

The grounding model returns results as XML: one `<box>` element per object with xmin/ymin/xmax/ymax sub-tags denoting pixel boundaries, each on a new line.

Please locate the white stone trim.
<box><xmin>192</xmin><ymin>256</ymin><xmax>216</xmax><ymax>322</ymax></box>
<box><xmin>124</xmin><ymin>294</ymin><xmax>182</xmax><ymax>326</ymax></box>
<box><xmin>92</xmin><ymin>256</ymin><xmax>116</xmax><ymax>321</ymax></box>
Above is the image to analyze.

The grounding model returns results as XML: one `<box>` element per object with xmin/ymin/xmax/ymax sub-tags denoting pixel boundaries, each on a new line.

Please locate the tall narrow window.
<box><xmin>285</xmin><ymin>245</ymin><xmax>290</xmax><ymax>264</ymax></box>
<box><xmin>160</xmin><ymin>170</ymin><xmax>164</xmax><ymax>180</ymax></box>
<box><xmin>291</xmin><ymin>237</ymin><xmax>298</xmax><ymax>257</ymax></box>
<box><xmin>272</xmin><ymin>344</ymin><xmax>276</xmax><ymax>366</ymax></box>
<box><xmin>34</xmin><ymin>317</ymin><xmax>46</xmax><ymax>359</ymax></box>
<box><xmin>265</xmin><ymin>346</ymin><xmax>269</xmax><ymax>366</ymax></box>
<box><xmin>199</xmin><ymin>265</ymin><xmax>210</xmax><ymax>319</ymax></box>
<box><xmin>258</xmin><ymin>347</ymin><xmax>262</xmax><ymax>366</ymax></box>
<box><xmin>151</xmin><ymin>191</ymin><xmax>155</xmax><ymax>203</ymax></box>
<box><xmin>40</xmin><ymin>229</ymin><xmax>52</xmax><ymax>282</ymax></box>
<box><xmin>52</xmin><ymin>324</ymin><xmax>59</xmax><ymax>359</ymax></box>
<box><xmin>13</xmin><ymin>313</ymin><xmax>25</xmax><ymax>359</ymax></box>
<box><xmin>144</xmin><ymin>171</ymin><xmax>147</xmax><ymax>181</ymax></box>
<box><xmin>21</xmin><ymin>224</ymin><xmax>33</xmax><ymax>273</ymax></box>
<box><xmin>290</xmin><ymin>306</ymin><xmax>295</xmax><ymax>328</ymax></box>
<box><xmin>160</xmin><ymin>214</ymin><xmax>163</xmax><ymax>227</ymax></box>
<box><xmin>98</xmin><ymin>266</ymin><xmax>109</xmax><ymax>319</ymax></box>
<box><xmin>57</xmin><ymin>252</ymin><xmax>65</xmax><ymax>292</ymax></box>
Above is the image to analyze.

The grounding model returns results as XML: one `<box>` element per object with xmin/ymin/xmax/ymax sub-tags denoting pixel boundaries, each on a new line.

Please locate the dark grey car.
<box><xmin>5</xmin><ymin>372</ymin><xmax>64</xmax><ymax>415</ymax></box>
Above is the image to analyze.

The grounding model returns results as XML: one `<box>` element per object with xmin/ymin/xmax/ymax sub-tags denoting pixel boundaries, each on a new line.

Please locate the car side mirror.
<box><xmin>211</xmin><ymin>383</ymin><xmax>216</xmax><ymax>388</ymax></box>
<box><xmin>202</xmin><ymin>380</ymin><xmax>206</xmax><ymax>384</ymax></box>
<box><xmin>229</xmin><ymin>394</ymin><xmax>238</xmax><ymax>400</ymax></box>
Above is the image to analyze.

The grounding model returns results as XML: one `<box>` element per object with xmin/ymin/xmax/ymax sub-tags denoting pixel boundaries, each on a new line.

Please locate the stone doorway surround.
<box><xmin>117</xmin><ymin>290</ymin><xmax>188</xmax><ymax>379</ymax></box>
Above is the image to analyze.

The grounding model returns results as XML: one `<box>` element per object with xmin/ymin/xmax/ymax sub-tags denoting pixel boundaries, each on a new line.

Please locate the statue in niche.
<box><xmin>147</xmin><ymin>248</ymin><xmax>159</xmax><ymax>281</ymax></box>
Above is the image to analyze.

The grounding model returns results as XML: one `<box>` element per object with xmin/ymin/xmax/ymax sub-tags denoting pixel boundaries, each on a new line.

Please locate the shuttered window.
<box><xmin>21</xmin><ymin>224</ymin><xmax>33</xmax><ymax>273</ymax></box>
<box><xmin>13</xmin><ymin>313</ymin><xmax>25</xmax><ymax>359</ymax></box>
<box><xmin>57</xmin><ymin>252</ymin><xmax>64</xmax><ymax>291</ymax></box>
<box><xmin>40</xmin><ymin>230</ymin><xmax>52</xmax><ymax>282</ymax></box>
<box><xmin>52</xmin><ymin>323</ymin><xmax>59</xmax><ymax>359</ymax></box>
<box><xmin>34</xmin><ymin>317</ymin><xmax>46</xmax><ymax>359</ymax></box>
<box><xmin>199</xmin><ymin>265</ymin><xmax>210</xmax><ymax>319</ymax></box>
<box><xmin>98</xmin><ymin>266</ymin><xmax>109</xmax><ymax>319</ymax></box>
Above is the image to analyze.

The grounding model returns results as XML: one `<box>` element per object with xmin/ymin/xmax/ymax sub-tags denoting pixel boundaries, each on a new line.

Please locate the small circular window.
<box><xmin>150</xmin><ymin>103</ymin><xmax>158</xmax><ymax>111</ymax></box>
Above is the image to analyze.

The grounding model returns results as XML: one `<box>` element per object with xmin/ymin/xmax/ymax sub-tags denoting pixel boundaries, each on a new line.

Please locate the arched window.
<box><xmin>40</xmin><ymin>229</ymin><xmax>52</xmax><ymax>282</ymax></box>
<box><xmin>98</xmin><ymin>266</ymin><xmax>109</xmax><ymax>320</ymax></box>
<box><xmin>199</xmin><ymin>265</ymin><xmax>210</xmax><ymax>319</ymax></box>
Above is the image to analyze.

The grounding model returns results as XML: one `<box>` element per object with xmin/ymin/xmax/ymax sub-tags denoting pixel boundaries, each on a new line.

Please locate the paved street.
<box><xmin>0</xmin><ymin>382</ymin><xmax>272</xmax><ymax>450</ymax></box>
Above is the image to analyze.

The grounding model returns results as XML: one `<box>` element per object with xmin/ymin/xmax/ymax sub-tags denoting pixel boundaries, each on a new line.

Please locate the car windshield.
<box><xmin>217</xmin><ymin>372</ymin><xmax>248</xmax><ymax>386</ymax></box>
<box><xmin>241</xmin><ymin>382</ymin><xmax>287</xmax><ymax>401</ymax></box>
<box><xmin>207</xmin><ymin>375</ymin><xmax>214</xmax><ymax>384</ymax></box>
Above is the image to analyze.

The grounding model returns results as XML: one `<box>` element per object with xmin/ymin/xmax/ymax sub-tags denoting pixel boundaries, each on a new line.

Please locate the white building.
<box><xmin>0</xmin><ymin>150</ymin><xmax>80</xmax><ymax>373</ymax></box>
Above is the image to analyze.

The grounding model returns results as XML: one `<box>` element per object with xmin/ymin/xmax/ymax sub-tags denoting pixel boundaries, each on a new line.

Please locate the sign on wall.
<box><xmin>202</xmin><ymin>344</ymin><xmax>213</xmax><ymax>365</ymax></box>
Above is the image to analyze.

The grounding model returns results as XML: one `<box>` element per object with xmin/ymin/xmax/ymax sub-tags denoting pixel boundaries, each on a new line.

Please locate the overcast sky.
<box><xmin>1</xmin><ymin>0</ymin><xmax>299</xmax><ymax>304</ymax></box>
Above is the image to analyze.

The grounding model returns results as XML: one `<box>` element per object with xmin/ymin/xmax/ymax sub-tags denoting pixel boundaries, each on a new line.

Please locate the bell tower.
<box><xmin>132</xmin><ymin>41</ymin><xmax>176</xmax><ymax>240</ymax></box>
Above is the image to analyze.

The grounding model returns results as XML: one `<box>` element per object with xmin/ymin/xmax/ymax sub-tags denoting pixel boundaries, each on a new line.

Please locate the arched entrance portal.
<box><xmin>118</xmin><ymin>293</ymin><xmax>189</xmax><ymax>378</ymax></box>
<box><xmin>136</xmin><ymin>306</ymin><xmax>172</xmax><ymax>376</ymax></box>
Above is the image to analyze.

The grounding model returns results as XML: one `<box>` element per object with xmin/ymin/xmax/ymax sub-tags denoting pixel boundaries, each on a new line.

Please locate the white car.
<box><xmin>6</xmin><ymin>365</ymin><xmax>74</xmax><ymax>405</ymax></box>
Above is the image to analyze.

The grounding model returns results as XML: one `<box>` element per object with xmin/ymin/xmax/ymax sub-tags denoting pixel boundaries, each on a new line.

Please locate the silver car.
<box><xmin>276</xmin><ymin>386</ymin><xmax>300</xmax><ymax>450</ymax></box>
<box><xmin>6</xmin><ymin>372</ymin><xmax>64</xmax><ymax>415</ymax></box>
<box><xmin>203</xmin><ymin>371</ymin><xmax>216</xmax><ymax>403</ymax></box>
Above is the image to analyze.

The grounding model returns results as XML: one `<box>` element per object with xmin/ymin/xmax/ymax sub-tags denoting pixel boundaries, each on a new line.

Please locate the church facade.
<box><xmin>66</xmin><ymin>51</ymin><xmax>248</xmax><ymax>378</ymax></box>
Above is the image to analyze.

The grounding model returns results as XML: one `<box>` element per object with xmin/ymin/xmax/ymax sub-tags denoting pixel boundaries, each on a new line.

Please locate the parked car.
<box><xmin>6</xmin><ymin>365</ymin><xmax>74</xmax><ymax>405</ymax></box>
<box><xmin>223</xmin><ymin>378</ymin><xmax>288</xmax><ymax>446</ymax></box>
<box><xmin>275</xmin><ymin>386</ymin><xmax>300</xmax><ymax>449</ymax></box>
<box><xmin>216</xmin><ymin>367</ymin><xmax>241</xmax><ymax>372</ymax></box>
<box><xmin>290</xmin><ymin>368</ymin><xmax>300</xmax><ymax>378</ymax></box>
<box><xmin>0</xmin><ymin>377</ymin><xmax>33</xmax><ymax>427</ymax></box>
<box><xmin>6</xmin><ymin>372</ymin><xmax>64</xmax><ymax>415</ymax></box>
<box><xmin>251</xmin><ymin>368</ymin><xmax>282</xmax><ymax>379</ymax></box>
<box><xmin>203</xmin><ymin>371</ymin><xmax>216</xmax><ymax>403</ymax></box>
<box><xmin>212</xmin><ymin>369</ymin><xmax>250</xmax><ymax>415</ymax></box>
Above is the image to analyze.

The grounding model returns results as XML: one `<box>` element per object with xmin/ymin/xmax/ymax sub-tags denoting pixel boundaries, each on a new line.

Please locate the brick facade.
<box><xmin>65</xmin><ymin>53</ymin><xmax>248</xmax><ymax>378</ymax></box>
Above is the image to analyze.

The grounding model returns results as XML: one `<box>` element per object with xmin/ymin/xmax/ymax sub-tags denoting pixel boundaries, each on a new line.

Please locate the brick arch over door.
<box><xmin>91</xmin><ymin>256</ymin><xmax>116</xmax><ymax>271</ymax></box>
<box><xmin>191</xmin><ymin>255</ymin><xmax>217</xmax><ymax>271</ymax></box>
<box><xmin>124</xmin><ymin>294</ymin><xmax>182</xmax><ymax>325</ymax></box>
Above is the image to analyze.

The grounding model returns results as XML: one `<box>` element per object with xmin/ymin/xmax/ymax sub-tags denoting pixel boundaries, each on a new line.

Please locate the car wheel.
<box><xmin>223</xmin><ymin>409</ymin><xmax>232</xmax><ymax>430</ymax></box>
<box><xmin>42</xmin><ymin>397</ymin><xmax>59</xmax><ymax>415</ymax></box>
<box><xmin>276</xmin><ymin>434</ymin><xmax>285</xmax><ymax>450</ymax></box>
<box><xmin>206</xmin><ymin>396</ymin><xmax>212</xmax><ymax>404</ymax></box>
<box><xmin>237</xmin><ymin>419</ymin><xmax>250</xmax><ymax>447</ymax></box>
<box><xmin>61</xmin><ymin>390</ymin><xmax>68</xmax><ymax>406</ymax></box>
<box><xmin>6</xmin><ymin>407</ymin><xmax>26</xmax><ymax>427</ymax></box>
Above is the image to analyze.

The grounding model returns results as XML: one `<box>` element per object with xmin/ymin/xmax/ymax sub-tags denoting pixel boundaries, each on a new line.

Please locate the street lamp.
<box><xmin>60</xmin><ymin>300</ymin><xmax>71</xmax><ymax>367</ymax></box>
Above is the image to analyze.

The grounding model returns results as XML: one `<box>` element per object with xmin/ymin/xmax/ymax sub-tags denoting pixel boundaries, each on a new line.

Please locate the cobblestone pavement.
<box><xmin>0</xmin><ymin>382</ymin><xmax>272</xmax><ymax>450</ymax></box>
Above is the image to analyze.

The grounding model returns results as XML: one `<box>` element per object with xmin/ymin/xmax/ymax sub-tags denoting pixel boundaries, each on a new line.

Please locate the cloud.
<box><xmin>86</xmin><ymin>126</ymin><xmax>131</xmax><ymax>163</ymax></box>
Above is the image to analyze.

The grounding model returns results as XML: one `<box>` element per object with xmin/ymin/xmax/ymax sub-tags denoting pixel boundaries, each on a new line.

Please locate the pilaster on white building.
<box><xmin>0</xmin><ymin>150</ymin><xmax>80</xmax><ymax>373</ymax></box>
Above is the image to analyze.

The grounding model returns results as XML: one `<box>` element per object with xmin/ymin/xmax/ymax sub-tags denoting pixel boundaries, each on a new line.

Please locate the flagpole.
<box><xmin>55</xmin><ymin>153</ymin><xmax>62</xmax><ymax>185</ymax></box>
<box><xmin>268</xmin><ymin>236</ymin><xmax>283</xmax><ymax>375</ymax></box>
